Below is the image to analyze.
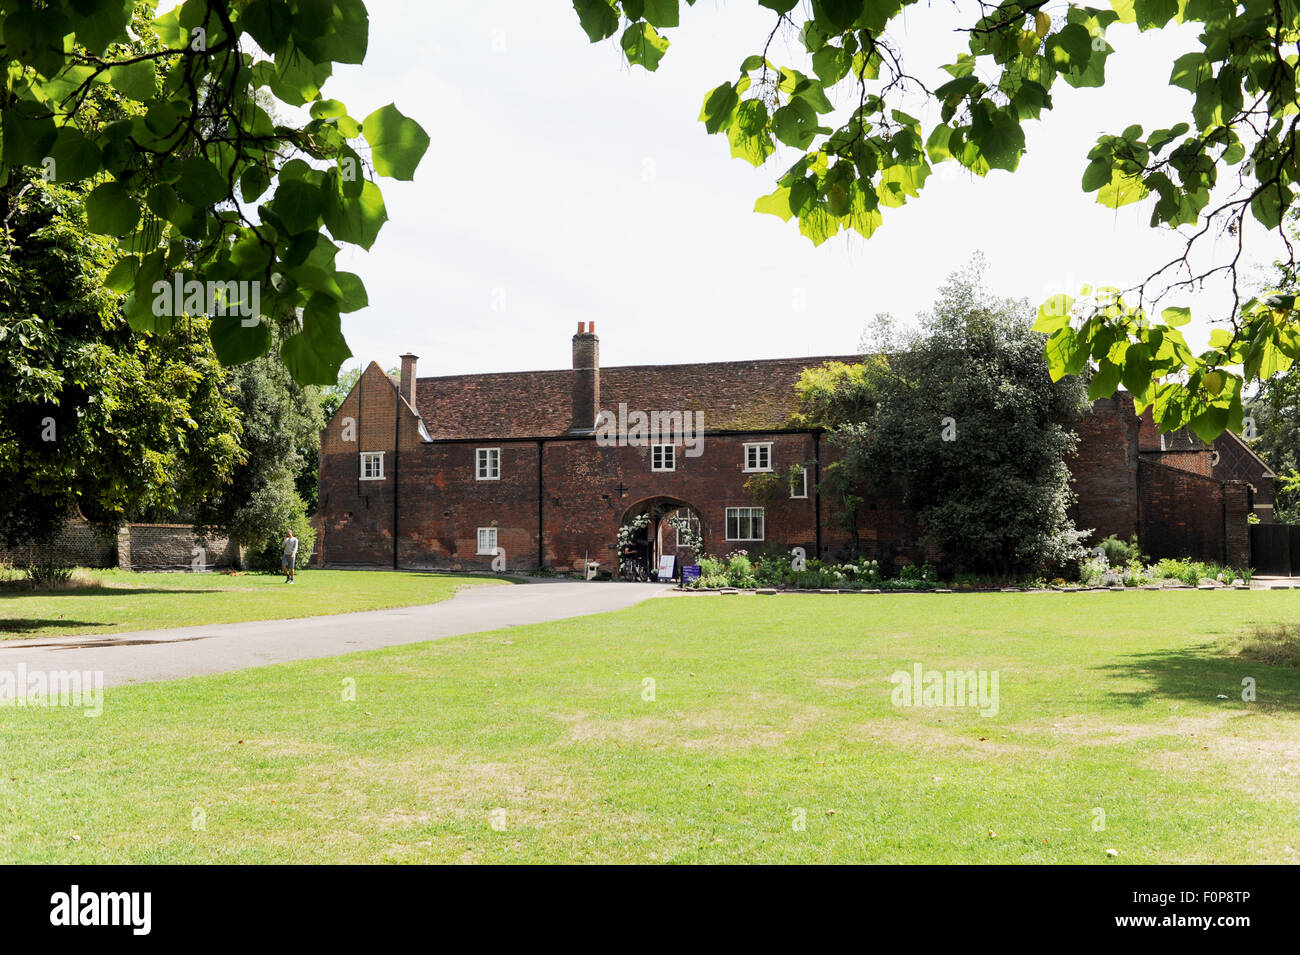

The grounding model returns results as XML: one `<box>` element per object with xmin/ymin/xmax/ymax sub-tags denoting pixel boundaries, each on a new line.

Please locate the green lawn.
<box><xmin>0</xmin><ymin>569</ymin><xmax>507</xmax><ymax>638</ymax></box>
<box><xmin>2</xmin><ymin>590</ymin><xmax>1298</xmax><ymax>863</ymax></box>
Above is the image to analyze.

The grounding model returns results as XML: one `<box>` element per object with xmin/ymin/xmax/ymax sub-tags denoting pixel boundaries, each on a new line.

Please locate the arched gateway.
<box><xmin>617</xmin><ymin>496</ymin><xmax>704</xmax><ymax>581</ymax></box>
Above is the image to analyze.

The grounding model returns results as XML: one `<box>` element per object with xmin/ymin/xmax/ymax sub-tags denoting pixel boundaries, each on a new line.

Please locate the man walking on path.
<box><xmin>282</xmin><ymin>529</ymin><xmax>298</xmax><ymax>584</ymax></box>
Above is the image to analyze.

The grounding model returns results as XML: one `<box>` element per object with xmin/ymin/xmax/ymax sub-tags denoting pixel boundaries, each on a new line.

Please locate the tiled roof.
<box><xmin>413</xmin><ymin>355</ymin><xmax>860</xmax><ymax>439</ymax></box>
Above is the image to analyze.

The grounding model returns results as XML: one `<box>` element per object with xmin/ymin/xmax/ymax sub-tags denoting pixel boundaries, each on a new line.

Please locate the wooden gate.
<box><xmin>1250</xmin><ymin>524</ymin><xmax>1295</xmax><ymax>575</ymax></box>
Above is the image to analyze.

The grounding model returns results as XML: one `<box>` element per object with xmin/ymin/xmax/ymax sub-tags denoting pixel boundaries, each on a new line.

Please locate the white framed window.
<box><xmin>360</xmin><ymin>451</ymin><xmax>385</xmax><ymax>480</ymax></box>
<box><xmin>790</xmin><ymin>468</ymin><xmax>808</xmax><ymax>498</ymax></box>
<box><xmin>725</xmin><ymin>506</ymin><xmax>765</xmax><ymax>541</ymax></box>
<box><xmin>743</xmin><ymin>442</ymin><xmax>773</xmax><ymax>472</ymax></box>
<box><xmin>477</xmin><ymin>527</ymin><xmax>498</xmax><ymax>555</ymax></box>
<box><xmin>651</xmin><ymin>444</ymin><xmax>675</xmax><ymax>472</ymax></box>
<box><xmin>673</xmin><ymin>511</ymin><xmax>700</xmax><ymax>549</ymax></box>
<box><xmin>476</xmin><ymin>447</ymin><xmax>500</xmax><ymax>481</ymax></box>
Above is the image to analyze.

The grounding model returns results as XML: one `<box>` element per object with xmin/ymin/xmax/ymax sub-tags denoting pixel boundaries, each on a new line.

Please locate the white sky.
<box><xmin>285</xmin><ymin>2</ymin><xmax>1283</xmax><ymax>377</ymax></box>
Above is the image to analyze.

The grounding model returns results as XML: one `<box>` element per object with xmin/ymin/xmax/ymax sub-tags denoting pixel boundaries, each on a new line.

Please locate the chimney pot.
<box><xmin>577</xmin><ymin>321</ymin><xmax>586</xmax><ymax>334</ymax></box>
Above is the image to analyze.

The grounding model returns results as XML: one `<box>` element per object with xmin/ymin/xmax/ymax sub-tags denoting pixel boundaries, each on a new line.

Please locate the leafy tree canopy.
<box><xmin>575</xmin><ymin>0</ymin><xmax>1300</xmax><ymax>440</ymax></box>
<box><xmin>0</xmin><ymin>0</ymin><xmax>429</xmax><ymax>386</ymax></box>
<box><xmin>0</xmin><ymin>179</ymin><xmax>243</xmax><ymax>546</ymax></box>
<box><xmin>799</xmin><ymin>254</ymin><xmax>1090</xmax><ymax>575</ymax></box>
<box><xmin>190</xmin><ymin>335</ymin><xmax>323</xmax><ymax>546</ymax></box>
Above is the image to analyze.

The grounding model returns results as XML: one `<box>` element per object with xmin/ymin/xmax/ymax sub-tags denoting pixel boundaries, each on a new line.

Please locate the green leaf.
<box><xmin>240</xmin><ymin>165</ymin><xmax>271</xmax><ymax>203</ymax></box>
<box><xmin>772</xmin><ymin>99</ymin><xmax>819</xmax><ymax>149</ymax></box>
<box><xmin>1109</xmin><ymin>0</ymin><xmax>1136</xmax><ymax>23</ymax></box>
<box><xmin>175</xmin><ymin>156</ymin><xmax>231</xmax><ymax>207</ymax></box>
<box><xmin>45</xmin><ymin>127</ymin><xmax>101</xmax><ymax>182</ymax></box>
<box><xmin>1120</xmin><ymin>343</ymin><xmax>1152</xmax><ymax>396</ymax></box>
<box><xmin>109</xmin><ymin>60</ymin><xmax>156</xmax><ymax>101</ymax></box>
<box><xmin>727</xmin><ymin>100</ymin><xmax>774</xmax><ymax>166</ymax></box>
<box><xmin>281</xmin><ymin>295</ymin><xmax>353</xmax><ymax>385</ymax></box>
<box><xmin>335</xmin><ymin>272</ymin><xmax>369</xmax><ymax>313</ymax></box>
<box><xmin>1081</xmin><ymin>158</ymin><xmax>1111</xmax><ymax>192</ymax></box>
<box><xmin>69</xmin><ymin>0</ymin><xmax>134</xmax><ymax>55</ymax></box>
<box><xmin>361</xmin><ymin>104</ymin><xmax>430</xmax><ymax>181</ymax></box>
<box><xmin>85</xmin><ymin>180</ymin><xmax>141</xmax><ymax>237</ymax></box>
<box><xmin>3</xmin><ymin>8</ymin><xmax>71</xmax><ymax>77</ymax></box>
<box><xmin>1096</xmin><ymin>169</ymin><xmax>1149</xmax><ymax>208</ymax></box>
<box><xmin>1133</xmin><ymin>0</ymin><xmax>1177</xmax><ymax>29</ymax></box>
<box><xmin>925</xmin><ymin>125</ymin><xmax>953</xmax><ymax>164</ymax></box>
<box><xmin>1033</xmin><ymin>294</ymin><xmax>1074</xmax><ymax>332</ymax></box>
<box><xmin>1045</xmin><ymin>23</ymin><xmax>1092</xmax><ymax>73</ymax></box>
<box><xmin>813</xmin><ymin>0</ymin><xmax>866</xmax><ymax>31</ymax></box>
<box><xmin>754</xmin><ymin>186</ymin><xmax>795</xmax><ymax>222</ymax></box>
<box><xmin>621</xmin><ymin>22</ymin><xmax>670</xmax><ymax>71</ymax></box>
<box><xmin>1044</xmin><ymin>328</ymin><xmax>1080</xmax><ymax>381</ymax></box>
<box><xmin>324</xmin><ymin>178</ymin><xmax>388</xmax><ymax>250</ymax></box>
<box><xmin>274</xmin><ymin>179</ymin><xmax>326</xmax><ymax>235</ymax></box>
<box><xmin>210</xmin><ymin>316</ymin><xmax>272</xmax><ymax>366</ymax></box>
<box><xmin>1169</xmin><ymin>52</ymin><xmax>1208</xmax><ymax>92</ymax></box>
<box><xmin>642</xmin><ymin>0</ymin><xmax>680</xmax><ymax>27</ymax></box>
<box><xmin>1089</xmin><ymin>359</ymin><xmax>1122</xmax><ymax>399</ymax></box>
<box><xmin>699</xmin><ymin>82</ymin><xmax>740</xmax><ymax>134</ymax></box>
<box><xmin>1161</xmin><ymin>306</ymin><xmax>1191</xmax><ymax>326</ymax></box>
<box><xmin>968</xmin><ymin>104</ymin><xmax>1025</xmax><ymax>172</ymax></box>
<box><xmin>1189</xmin><ymin>403</ymin><xmax>1230</xmax><ymax>443</ymax></box>
<box><xmin>2</xmin><ymin>104</ymin><xmax>57</xmax><ymax>166</ymax></box>
<box><xmin>1250</xmin><ymin>183</ymin><xmax>1289</xmax><ymax>230</ymax></box>
<box><xmin>573</xmin><ymin>0</ymin><xmax>619</xmax><ymax>42</ymax></box>
<box><xmin>812</xmin><ymin>44</ymin><xmax>850</xmax><ymax>86</ymax></box>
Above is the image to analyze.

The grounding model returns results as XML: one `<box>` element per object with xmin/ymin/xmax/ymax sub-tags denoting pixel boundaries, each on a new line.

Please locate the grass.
<box><xmin>1225</xmin><ymin>622</ymin><xmax>1300</xmax><ymax>667</ymax></box>
<box><xmin>2</xmin><ymin>590</ymin><xmax>1298</xmax><ymax>863</ymax></box>
<box><xmin>0</xmin><ymin>568</ymin><xmax>508</xmax><ymax>638</ymax></box>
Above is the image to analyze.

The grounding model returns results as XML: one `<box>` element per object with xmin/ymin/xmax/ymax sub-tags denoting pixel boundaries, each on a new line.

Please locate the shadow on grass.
<box><xmin>1101</xmin><ymin>646</ymin><xmax>1300</xmax><ymax>712</ymax></box>
<box><xmin>0</xmin><ymin>619</ymin><xmax>111</xmax><ymax>636</ymax></box>
<box><xmin>0</xmin><ymin>586</ymin><xmax>222</xmax><ymax>599</ymax></box>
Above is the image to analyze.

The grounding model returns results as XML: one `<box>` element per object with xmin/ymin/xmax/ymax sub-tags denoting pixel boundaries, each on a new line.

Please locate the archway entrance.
<box><xmin>617</xmin><ymin>497</ymin><xmax>703</xmax><ymax>581</ymax></box>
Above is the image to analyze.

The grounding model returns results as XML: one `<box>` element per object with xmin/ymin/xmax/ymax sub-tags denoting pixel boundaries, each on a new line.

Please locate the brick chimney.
<box><xmin>569</xmin><ymin>322</ymin><xmax>600</xmax><ymax>434</ymax></box>
<box><xmin>399</xmin><ymin>353</ymin><xmax>418</xmax><ymax>408</ymax></box>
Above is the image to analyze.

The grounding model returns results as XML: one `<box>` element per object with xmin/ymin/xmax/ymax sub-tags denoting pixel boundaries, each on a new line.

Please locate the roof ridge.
<box><xmin>414</xmin><ymin>354</ymin><xmax>861</xmax><ymax>382</ymax></box>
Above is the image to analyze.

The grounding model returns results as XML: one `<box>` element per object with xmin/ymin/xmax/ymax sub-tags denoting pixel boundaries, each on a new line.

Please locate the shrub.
<box><xmin>754</xmin><ymin>558</ymin><xmax>787</xmax><ymax>587</ymax></box>
<box><xmin>1078</xmin><ymin>555</ymin><xmax>1108</xmax><ymax>586</ymax></box>
<box><xmin>698</xmin><ymin>555</ymin><xmax>726</xmax><ymax>577</ymax></box>
<box><xmin>1098</xmin><ymin>533</ymin><xmax>1144</xmax><ymax>566</ymax></box>
<box><xmin>726</xmin><ymin>553</ymin><xmax>754</xmax><ymax>579</ymax></box>
<box><xmin>25</xmin><ymin>560</ymin><xmax>75</xmax><ymax>588</ymax></box>
<box><xmin>250</xmin><ymin>512</ymin><xmax>316</xmax><ymax>572</ymax></box>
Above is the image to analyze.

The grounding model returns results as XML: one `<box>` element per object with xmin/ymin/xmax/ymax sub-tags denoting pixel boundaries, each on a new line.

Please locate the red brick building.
<box><xmin>313</xmin><ymin>324</ymin><xmax>1271</xmax><ymax>573</ymax></box>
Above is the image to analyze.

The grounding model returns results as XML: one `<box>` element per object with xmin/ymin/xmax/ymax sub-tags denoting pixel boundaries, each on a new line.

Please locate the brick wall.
<box><xmin>118</xmin><ymin>524</ymin><xmax>240</xmax><ymax>571</ymax></box>
<box><xmin>1138</xmin><ymin>459</ymin><xmax>1227</xmax><ymax>562</ymax></box>
<box><xmin>1069</xmin><ymin>397</ymin><xmax>1140</xmax><ymax>543</ymax></box>
<box><xmin>1223</xmin><ymin>481</ymin><xmax>1254</xmax><ymax>567</ymax></box>
<box><xmin>1141</xmin><ymin>449</ymin><xmax>1213</xmax><ymax>476</ymax></box>
<box><xmin>0</xmin><ymin>522</ymin><xmax>239</xmax><ymax>570</ymax></box>
<box><xmin>0</xmin><ymin>522</ymin><xmax>115</xmax><ymax>568</ymax></box>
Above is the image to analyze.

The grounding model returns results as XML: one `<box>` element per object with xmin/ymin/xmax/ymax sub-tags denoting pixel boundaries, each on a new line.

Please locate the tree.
<box><xmin>191</xmin><ymin>339</ymin><xmax>323</xmax><ymax>556</ymax></box>
<box><xmin>573</xmin><ymin>1</ymin><xmax>1300</xmax><ymax>439</ymax></box>
<box><xmin>0</xmin><ymin>178</ymin><xmax>242</xmax><ymax>546</ymax></box>
<box><xmin>797</xmin><ymin>254</ymin><xmax>1090</xmax><ymax>575</ymax></box>
<box><xmin>0</xmin><ymin>0</ymin><xmax>429</xmax><ymax>386</ymax></box>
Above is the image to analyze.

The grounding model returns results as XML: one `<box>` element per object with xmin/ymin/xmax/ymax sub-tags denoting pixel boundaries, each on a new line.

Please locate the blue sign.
<box><xmin>682</xmin><ymin>564</ymin><xmax>701</xmax><ymax>585</ymax></box>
